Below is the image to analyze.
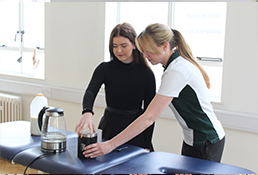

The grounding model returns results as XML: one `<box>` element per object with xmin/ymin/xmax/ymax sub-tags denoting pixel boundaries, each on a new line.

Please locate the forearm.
<box><xmin>82</xmin><ymin>90</ymin><xmax>96</xmax><ymax>109</ymax></box>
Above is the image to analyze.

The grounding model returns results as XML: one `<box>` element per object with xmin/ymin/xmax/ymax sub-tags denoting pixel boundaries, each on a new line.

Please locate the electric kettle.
<box><xmin>38</xmin><ymin>106</ymin><xmax>67</xmax><ymax>153</ymax></box>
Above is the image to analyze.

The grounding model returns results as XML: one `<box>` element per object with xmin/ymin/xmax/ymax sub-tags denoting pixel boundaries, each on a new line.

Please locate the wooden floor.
<box><xmin>0</xmin><ymin>157</ymin><xmax>43</xmax><ymax>174</ymax></box>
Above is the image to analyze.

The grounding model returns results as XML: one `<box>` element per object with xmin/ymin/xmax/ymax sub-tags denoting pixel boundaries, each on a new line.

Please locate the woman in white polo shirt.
<box><xmin>83</xmin><ymin>23</ymin><xmax>225</xmax><ymax>162</ymax></box>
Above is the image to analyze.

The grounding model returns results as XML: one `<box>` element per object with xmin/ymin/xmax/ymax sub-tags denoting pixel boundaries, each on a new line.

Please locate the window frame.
<box><xmin>0</xmin><ymin>2</ymin><xmax>45</xmax><ymax>79</ymax></box>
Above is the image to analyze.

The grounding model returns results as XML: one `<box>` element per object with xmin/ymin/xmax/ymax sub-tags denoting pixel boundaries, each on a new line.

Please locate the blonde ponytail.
<box><xmin>172</xmin><ymin>29</ymin><xmax>210</xmax><ymax>89</ymax></box>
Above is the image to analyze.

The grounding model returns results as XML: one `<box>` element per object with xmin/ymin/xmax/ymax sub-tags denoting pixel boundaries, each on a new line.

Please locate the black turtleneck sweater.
<box><xmin>82</xmin><ymin>58</ymin><xmax>156</xmax><ymax>150</ymax></box>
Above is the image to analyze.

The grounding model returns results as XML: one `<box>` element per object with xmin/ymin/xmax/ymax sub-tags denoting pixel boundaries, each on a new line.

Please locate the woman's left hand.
<box><xmin>83</xmin><ymin>140</ymin><xmax>114</xmax><ymax>158</ymax></box>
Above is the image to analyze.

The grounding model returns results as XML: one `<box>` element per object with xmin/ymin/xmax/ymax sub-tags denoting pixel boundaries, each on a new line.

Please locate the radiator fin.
<box><xmin>0</xmin><ymin>93</ymin><xmax>22</xmax><ymax>123</ymax></box>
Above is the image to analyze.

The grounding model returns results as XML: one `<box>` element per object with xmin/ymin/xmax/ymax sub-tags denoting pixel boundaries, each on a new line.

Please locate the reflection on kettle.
<box><xmin>38</xmin><ymin>106</ymin><xmax>67</xmax><ymax>153</ymax></box>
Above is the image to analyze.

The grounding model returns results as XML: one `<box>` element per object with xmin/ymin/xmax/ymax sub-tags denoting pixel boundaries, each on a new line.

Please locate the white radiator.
<box><xmin>0</xmin><ymin>93</ymin><xmax>22</xmax><ymax>123</ymax></box>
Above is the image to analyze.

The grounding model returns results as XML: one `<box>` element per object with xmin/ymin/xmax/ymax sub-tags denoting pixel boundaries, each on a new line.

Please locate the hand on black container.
<box><xmin>83</xmin><ymin>140</ymin><xmax>114</xmax><ymax>158</ymax></box>
<box><xmin>75</xmin><ymin>113</ymin><xmax>96</xmax><ymax>138</ymax></box>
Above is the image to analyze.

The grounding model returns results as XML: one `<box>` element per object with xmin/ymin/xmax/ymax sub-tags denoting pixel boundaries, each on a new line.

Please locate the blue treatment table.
<box><xmin>13</xmin><ymin>136</ymin><xmax>148</xmax><ymax>174</ymax></box>
<box><xmin>1</xmin><ymin>121</ymin><xmax>256</xmax><ymax>174</ymax></box>
<box><xmin>0</xmin><ymin>121</ymin><xmax>76</xmax><ymax>160</ymax></box>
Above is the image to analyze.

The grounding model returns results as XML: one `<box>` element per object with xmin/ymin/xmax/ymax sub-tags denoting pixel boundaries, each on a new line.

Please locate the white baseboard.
<box><xmin>1</xmin><ymin>78</ymin><xmax>258</xmax><ymax>134</ymax></box>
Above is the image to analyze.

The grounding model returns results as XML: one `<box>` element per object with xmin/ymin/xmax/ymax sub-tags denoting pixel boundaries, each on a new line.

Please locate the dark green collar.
<box><xmin>164</xmin><ymin>50</ymin><xmax>180</xmax><ymax>71</ymax></box>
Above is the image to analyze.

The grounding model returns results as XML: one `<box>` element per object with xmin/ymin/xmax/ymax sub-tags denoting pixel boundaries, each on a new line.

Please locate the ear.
<box><xmin>163</xmin><ymin>42</ymin><xmax>169</xmax><ymax>51</ymax></box>
<box><xmin>133</xmin><ymin>44</ymin><xmax>136</xmax><ymax>49</ymax></box>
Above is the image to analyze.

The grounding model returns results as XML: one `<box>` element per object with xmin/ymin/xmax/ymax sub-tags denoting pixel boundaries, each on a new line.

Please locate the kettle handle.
<box><xmin>38</xmin><ymin>106</ymin><xmax>49</xmax><ymax>131</ymax></box>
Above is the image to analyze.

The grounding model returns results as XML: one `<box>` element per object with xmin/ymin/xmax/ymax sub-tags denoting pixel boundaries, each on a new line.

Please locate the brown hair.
<box><xmin>136</xmin><ymin>23</ymin><xmax>210</xmax><ymax>89</ymax></box>
<box><xmin>109</xmin><ymin>23</ymin><xmax>150</xmax><ymax>68</ymax></box>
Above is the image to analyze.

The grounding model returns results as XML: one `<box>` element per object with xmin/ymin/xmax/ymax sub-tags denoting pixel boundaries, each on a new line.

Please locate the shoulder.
<box><xmin>136</xmin><ymin>65</ymin><xmax>155</xmax><ymax>77</ymax></box>
<box><xmin>167</xmin><ymin>56</ymin><xmax>200</xmax><ymax>76</ymax></box>
<box><xmin>169</xmin><ymin>56</ymin><xmax>190</xmax><ymax>70</ymax></box>
<box><xmin>98</xmin><ymin>60</ymin><xmax>113</xmax><ymax>66</ymax></box>
<box><xmin>134</xmin><ymin>63</ymin><xmax>153</xmax><ymax>72</ymax></box>
<box><xmin>95</xmin><ymin>60</ymin><xmax>113</xmax><ymax>70</ymax></box>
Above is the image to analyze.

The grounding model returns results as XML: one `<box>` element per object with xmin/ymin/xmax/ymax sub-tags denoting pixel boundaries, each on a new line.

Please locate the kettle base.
<box><xmin>41</xmin><ymin>140</ymin><xmax>66</xmax><ymax>153</ymax></box>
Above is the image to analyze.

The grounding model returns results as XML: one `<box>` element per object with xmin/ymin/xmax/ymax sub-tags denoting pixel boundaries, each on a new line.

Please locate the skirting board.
<box><xmin>1</xmin><ymin>78</ymin><xmax>258</xmax><ymax>134</ymax></box>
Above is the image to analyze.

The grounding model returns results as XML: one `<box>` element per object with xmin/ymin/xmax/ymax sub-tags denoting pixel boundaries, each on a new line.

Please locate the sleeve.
<box><xmin>143</xmin><ymin>69</ymin><xmax>156</xmax><ymax>110</ymax></box>
<box><xmin>157</xmin><ymin>69</ymin><xmax>187</xmax><ymax>98</ymax></box>
<box><xmin>143</xmin><ymin>68</ymin><xmax>156</xmax><ymax>151</ymax></box>
<box><xmin>82</xmin><ymin>62</ymin><xmax>106</xmax><ymax>110</ymax></box>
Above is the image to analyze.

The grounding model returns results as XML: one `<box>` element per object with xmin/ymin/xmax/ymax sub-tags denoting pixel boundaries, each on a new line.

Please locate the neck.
<box><xmin>162</xmin><ymin>50</ymin><xmax>174</xmax><ymax>67</ymax></box>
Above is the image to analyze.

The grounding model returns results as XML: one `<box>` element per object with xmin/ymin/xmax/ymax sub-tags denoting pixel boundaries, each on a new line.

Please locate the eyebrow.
<box><xmin>113</xmin><ymin>43</ymin><xmax>128</xmax><ymax>46</ymax></box>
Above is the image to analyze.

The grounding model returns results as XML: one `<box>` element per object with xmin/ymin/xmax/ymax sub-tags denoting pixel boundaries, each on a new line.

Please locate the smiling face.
<box><xmin>112</xmin><ymin>36</ymin><xmax>135</xmax><ymax>64</ymax></box>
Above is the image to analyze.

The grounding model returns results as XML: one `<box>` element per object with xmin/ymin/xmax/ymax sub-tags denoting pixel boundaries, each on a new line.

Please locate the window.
<box><xmin>173</xmin><ymin>2</ymin><xmax>227</xmax><ymax>102</ymax></box>
<box><xmin>0</xmin><ymin>2</ymin><xmax>45</xmax><ymax>79</ymax></box>
<box><xmin>105</xmin><ymin>2</ymin><xmax>227</xmax><ymax>102</ymax></box>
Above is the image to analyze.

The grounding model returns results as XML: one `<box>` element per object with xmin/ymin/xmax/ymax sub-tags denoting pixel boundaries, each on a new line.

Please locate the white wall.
<box><xmin>220</xmin><ymin>2</ymin><xmax>258</xmax><ymax>114</ymax></box>
<box><xmin>0</xmin><ymin>2</ymin><xmax>258</xmax><ymax>173</ymax></box>
<box><xmin>45</xmin><ymin>2</ymin><xmax>105</xmax><ymax>89</ymax></box>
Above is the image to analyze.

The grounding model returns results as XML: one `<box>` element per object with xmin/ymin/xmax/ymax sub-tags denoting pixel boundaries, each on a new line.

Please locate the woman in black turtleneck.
<box><xmin>75</xmin><ymin>23</ymin><xmax>156</xmax><ymax>151</ymax></box>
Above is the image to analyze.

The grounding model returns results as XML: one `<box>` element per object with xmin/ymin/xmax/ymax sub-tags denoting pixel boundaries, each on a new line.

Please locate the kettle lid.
<box><xmin>45</xmin><ymin>107</ymin><xmax>64</xmax><ymax>117</ymax></box>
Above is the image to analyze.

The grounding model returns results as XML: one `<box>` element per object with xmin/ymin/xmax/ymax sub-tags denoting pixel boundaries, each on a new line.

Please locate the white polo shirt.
<box><xmin>157</xmin><ymin>51</ymin><xmax>225</xmax><ymax>146</ymax></box>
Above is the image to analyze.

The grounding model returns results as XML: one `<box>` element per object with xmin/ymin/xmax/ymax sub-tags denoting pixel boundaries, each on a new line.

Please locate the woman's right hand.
<box><xmin>75</xmin><ymin>112</ymin><xmax>96</xmax><ymax>138</ymax></box>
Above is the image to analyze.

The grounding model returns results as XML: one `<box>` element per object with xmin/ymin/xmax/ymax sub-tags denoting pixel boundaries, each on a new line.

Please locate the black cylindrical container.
<box><xmin>78</xmin><ymin>131</ymin><xmax>98</xmax><ymax>159</ymax></box>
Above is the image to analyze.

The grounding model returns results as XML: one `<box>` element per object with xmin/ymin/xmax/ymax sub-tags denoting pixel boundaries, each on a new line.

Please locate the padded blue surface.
<box><xmin>1</xmin><ymin>121</ymin><xmax>256</xmax><ymax>174</ymax></box>
<box><xmin>13</xmin><ymin>136</ymin><xmax>148</xmax><ymax>174</ymax></box>
<box><xmin>98</xmin><ymin>151</ymin><xmax>256</xmax><ymax>174</ymax></box>
<box><xmin>0</xmin><ymin>121</ymin><xmax>41</xmax><ymax>160</ymax></box>
<box><xmin>0</xmin><ymin>121</ymin><xmax>77</xmax><ymax>160</ymax></box>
